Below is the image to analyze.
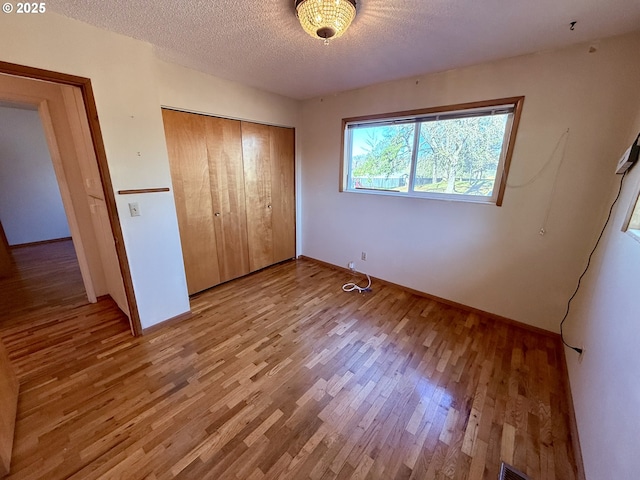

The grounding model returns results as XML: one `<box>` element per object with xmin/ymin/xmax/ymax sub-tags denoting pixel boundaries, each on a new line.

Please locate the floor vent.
<box><xmin>499</xmin><ymin>462</ymin><xmax>531</xmax><ymax>480</ymax></box>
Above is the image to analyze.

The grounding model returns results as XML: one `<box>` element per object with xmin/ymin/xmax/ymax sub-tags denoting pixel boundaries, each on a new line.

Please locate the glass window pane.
<box><xmin>629</xmin><ymin>196</ymin><xmax>640</xmax><ymax>230</ymax></box>
<box><xmin>414</xmin><ymin>114</ymin><xmax>509</xmax><ymax>196</ymax></box>
<box><xmin>342</xmin><ymin>98</ymin><xmax>524</xmax><ymax>205</ymax></box>
<box><xmin>349</xmin><ymin>123</ymin><xmax>415</xmax><ymax>192</ymax></box>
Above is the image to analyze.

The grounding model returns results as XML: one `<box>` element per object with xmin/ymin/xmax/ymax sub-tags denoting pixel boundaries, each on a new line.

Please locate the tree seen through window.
<box><xmin>350</xmin><ymin>115</ymin><xmax>508</xmax><ymax>196</ymax></box>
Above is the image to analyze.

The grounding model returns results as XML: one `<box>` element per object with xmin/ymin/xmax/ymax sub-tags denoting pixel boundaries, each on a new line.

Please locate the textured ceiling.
<box><xmin>47</xmin><ymin>0</ymin><xmax>640</xmax><ymax>100</ymax></box>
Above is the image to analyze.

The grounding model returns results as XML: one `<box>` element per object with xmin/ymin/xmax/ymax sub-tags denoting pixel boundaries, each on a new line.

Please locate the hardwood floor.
<box><xmin>0</xmin><ymin>242</ymin><xmax>578</xmax><ymax>479</ymax></box>
<box><xmin>0</xmin><ymin>240</ymin><xmax>87</xmax><ymax>318</ymax></box>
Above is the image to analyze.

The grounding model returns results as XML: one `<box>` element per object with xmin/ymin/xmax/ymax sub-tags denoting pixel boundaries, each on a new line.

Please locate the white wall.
<box><xmin>300</xmin><ymin>32</ymin><xmax>640</xmax><ymax>333</ymax></box>
<box><xmin>155</xmin><ymin>61</ymin><xmax>299</xmax><ymax>128</ymax></box>
<box><xmin>0</xmin><ymin>12</ymin><xmax>299</xmax><ymax>328</ymax></box>
<box><xmin>564</xmin><ymin>106</ymin><xmax>640</xmax><ymax>479</ymax></box>
<box><xmin>0</xmin><ymin>106</ymin><xmax>70</xmax><ymax>245</ymax></box>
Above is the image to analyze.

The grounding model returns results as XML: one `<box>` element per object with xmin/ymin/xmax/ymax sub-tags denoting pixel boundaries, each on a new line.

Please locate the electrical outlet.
<box><xmin>361</xmin><ymin>251</ymin><xmax>367</xmax><ymax>261</ymax></box>
<box><xmin>128</xmin><ymin>202</ymin><xmax>141</xmax><ymax>217</ymax></box>
<box><xmin>348</xmin><ymin>261</ymin><xmax>355</xmax><ymax>271</ymax></box>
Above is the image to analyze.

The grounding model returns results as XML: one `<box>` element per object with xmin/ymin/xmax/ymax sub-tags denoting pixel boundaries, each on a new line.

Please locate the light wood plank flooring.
<box><xmin>0</xmin><ymin>240</ymin><xmax>87</xmax><ymax>318</ymax></box>
<box><xmin>0</xmin><ymin>241</ymin><xmax>578</xmax><ymax>479</ymax></box>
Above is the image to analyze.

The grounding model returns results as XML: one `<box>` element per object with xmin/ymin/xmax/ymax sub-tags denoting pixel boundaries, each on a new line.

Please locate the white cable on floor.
<box><xmin>342</xmin><ymin>273</ymin><xmax>372</xmax><ymax>293</ymax></box>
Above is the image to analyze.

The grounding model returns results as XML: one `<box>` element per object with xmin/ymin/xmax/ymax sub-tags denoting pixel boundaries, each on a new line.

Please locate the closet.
<box><xmin>162</xmin><ymin>109</ymin><xmax>295</xmax><ymax>295</ymax></box>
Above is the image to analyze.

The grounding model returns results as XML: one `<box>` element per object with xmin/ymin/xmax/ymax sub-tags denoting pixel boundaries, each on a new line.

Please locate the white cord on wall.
<box><xmin>506</xmin><ymin>128</ymin><xmax>571</xmax><ymax>236</ymax></box>
<box><xmin>507</xmin><ymin>128</ymin><xmax>570</xmax><ymax>189</ymax></box>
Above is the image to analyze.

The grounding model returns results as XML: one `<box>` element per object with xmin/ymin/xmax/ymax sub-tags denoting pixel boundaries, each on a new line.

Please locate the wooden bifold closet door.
<box><xmin>162</xmin><ymin>109</ymin><xmax>295</xmax><ymax>295</ymax></box>
<box><xmin>163</xmin><ymin>109</ymin><xmax>222</xmax><ymax>294</ymax></box>
<box><xmin>241</xmin><ymin>122</ymin><xmax>295</xmax><ymax>271</ymax></box>
<box><xmin>205</xmin><ymin>117</ymin><xmax>250</xmax><ymax>282</ymax></box>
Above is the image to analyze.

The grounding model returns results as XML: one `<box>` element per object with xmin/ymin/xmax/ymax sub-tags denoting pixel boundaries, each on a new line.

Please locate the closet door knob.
<box><xmin>214</xmin><ymin>212</ymin><xmax>221</xmax><ymax>217</ymax></box>
<box><xmin>267</xmin><ymin>204</ymin><xmax>272</xmax><ymax>209</ymax></box>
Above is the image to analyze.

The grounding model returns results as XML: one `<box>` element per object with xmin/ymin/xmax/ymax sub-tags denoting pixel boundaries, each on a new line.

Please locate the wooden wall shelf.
<box><xmin>117</xmin><ymin>188</ymin><xmax>170</xmax><ymax>195</ymax></box>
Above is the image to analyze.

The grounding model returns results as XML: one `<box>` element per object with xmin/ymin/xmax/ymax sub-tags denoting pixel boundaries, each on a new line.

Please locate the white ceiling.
<box><xmin>47</xmin><ymin>0</ymin><xmax>640</xmax><ymax>100</ymax></box>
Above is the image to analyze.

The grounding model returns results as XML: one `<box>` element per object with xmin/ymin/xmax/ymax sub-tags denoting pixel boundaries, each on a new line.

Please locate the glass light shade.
<box><xmin>295</xmin><ymin>0</ymin><xmax>357</xmax><ymax>41</ymax></box>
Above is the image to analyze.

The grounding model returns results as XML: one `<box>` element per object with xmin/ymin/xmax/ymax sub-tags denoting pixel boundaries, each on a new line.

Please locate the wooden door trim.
<box><xmin>0</xmin><ymin>60</ymin><xmax>142</xmax><ymax>336</ymax></box>
<box><xmin>0</xmin><ymin>339</ymin><xmax>18</xmax><ymax>476</ymax></box>
<box><xmin>0</xmin><ymin>220</ymin><xmax>11</xmax><ymax>278</ymax></box>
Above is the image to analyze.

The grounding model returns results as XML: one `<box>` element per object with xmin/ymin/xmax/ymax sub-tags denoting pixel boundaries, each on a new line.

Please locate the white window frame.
<box><xmin>340</xmin><ymin>97</ymin><xmax>525</xmax><ymax>206</ymax></box>
<box><xmin>622</xmin><ymin>177</ymin><xmax>640</xmax><ymax>244</ymax></box>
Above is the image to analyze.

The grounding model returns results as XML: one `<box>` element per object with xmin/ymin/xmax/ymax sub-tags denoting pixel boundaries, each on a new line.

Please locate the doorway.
<box><xmin>0</xmin><ymin>104</ymin><xmax>72</xmax><ymax>249</ymax></box>
<box><xmin>0</xmin><ymin>62</ymin><xmax>141</xmax><ymax>336</ymax></box>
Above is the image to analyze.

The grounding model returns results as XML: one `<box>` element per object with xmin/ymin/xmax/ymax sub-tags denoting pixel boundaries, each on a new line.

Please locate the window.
<box><xmin>341</xmin><ymin>97</ymin><xmax>524</xmax><ymax>205</ymax></box>
<box><xmin>624</xmin><ymin>183</ymin><xmax>640</xmax><ymax>242</ymax></box>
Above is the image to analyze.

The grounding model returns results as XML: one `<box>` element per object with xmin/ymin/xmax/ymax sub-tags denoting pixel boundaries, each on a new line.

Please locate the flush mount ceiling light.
<box><xmin>295</xmin><ymin>0</ymin><xmax>357</xmax><ymax>44</ymax></box>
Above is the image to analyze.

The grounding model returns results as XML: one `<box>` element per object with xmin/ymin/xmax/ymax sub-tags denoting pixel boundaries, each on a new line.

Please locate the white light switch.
<box><xmin>128</xmin><ymin>202</ymin><xmax>140</xmax><ymax>217</ymax></box>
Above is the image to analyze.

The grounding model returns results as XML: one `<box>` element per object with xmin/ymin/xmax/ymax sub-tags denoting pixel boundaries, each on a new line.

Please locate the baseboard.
<box><xmin>11</xmin><ymin>237</ymin><xmax>72</xmax><ymax>248</ymax></box>
<box><xmin>297</xmin><ymin>255</ymin><xmax>559</xmax><ymax>340</ymax></box>
<box><xmin>142</xmin><ymin>311</ymin><xmax>193</xmax><ymax>335</ymax></box>
<box><xmin>559</xmin><ymin>346</ymin><xmax>587</xmax><ymax>480</ymax></box>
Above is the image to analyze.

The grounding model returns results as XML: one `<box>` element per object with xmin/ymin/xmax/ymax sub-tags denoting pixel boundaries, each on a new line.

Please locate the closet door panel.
<box><xmin>241</xmin><ymin>121</ymin><xmax>273</xmax><ymax>272</ymax></box>
<box><xmin>162</xmin><ymin>109</ymin><xmax>221</xmax><ymax>294</ymax></box>
<box><xmin>269</xmin><ymin>126</ymin><xmax>296</xmax><ymax>263</ymax></box>
<box><xmin>204</xmin><ymin>116</ymin><xmax>250</xmax><ymax>282</ymax></box>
